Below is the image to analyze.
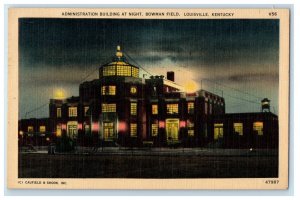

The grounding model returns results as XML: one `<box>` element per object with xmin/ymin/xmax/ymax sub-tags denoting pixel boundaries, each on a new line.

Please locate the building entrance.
<box><xmin>103</xmin><ymin>122</ymin><xmax>115</xmax><ymax>140</ymax></box>
<box><xmin>166</xmin><ymin>119</ymin><xmax>179</xmax><ymax>141</ymax></box>
<box><xmin>214</xmin><ymin>123</ymin><xmax>224</xmax><ymax>140</ymax></box>
<box><xmin>67</xmin><ymin>121</ymin><xmax>78</xmax><ymax>139</ymax></box>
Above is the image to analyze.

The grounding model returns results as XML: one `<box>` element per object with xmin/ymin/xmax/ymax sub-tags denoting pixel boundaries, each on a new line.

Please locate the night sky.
<box><xmin>19</xmin><ymin>18</ymin><xmax>279</xmax><ymax>119</ymax></box>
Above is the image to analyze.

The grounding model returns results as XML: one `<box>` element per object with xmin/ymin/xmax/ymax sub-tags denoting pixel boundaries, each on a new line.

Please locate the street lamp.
<box><xmin>19</xmin><ymin>131</ymin><xmax>24</xmax><ymax>146</ymax></box>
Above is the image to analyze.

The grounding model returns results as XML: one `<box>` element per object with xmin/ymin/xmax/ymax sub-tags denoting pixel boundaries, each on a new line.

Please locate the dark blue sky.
<box><xmin>19</xmin><ymin>18</ymin><xmax>279</xmax><ymax>119</ymax></box>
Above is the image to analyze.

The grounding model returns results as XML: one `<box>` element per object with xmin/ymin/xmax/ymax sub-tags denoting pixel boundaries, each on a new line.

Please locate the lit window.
<box><xmin>56</xmin><ymin>124</ymin><xmax>62</xmax><ymax>137</ymax></box>
<box><xmin>67</xmin><ymin>121</ymin><xmax>78</xmax><ymax>139</ymax></box>
<box><xmin>130</xmin><ymin>103</ymin><xmax>137</xmax><ymax>115</ymax></box>
<box><xmin>214</xmin><ymin>123</ymin><xmax>223</xmax><ymax>140</ymax></box>
<box><xmin>117</xmin><ymin>65</ymin><xmax>131</xmax><ymax>76</ymax></box>
<box><xmin>28</xmin><ymin>126</ymin><xmax>33</xmax><ymax>132</ymax></box>
<box><xmin>102</xmin><ymin>103</ymin><xmax>116</xmax><ymax>113</ymax></box>
<box><xmin>103</xmin><ymin>122</ymin><xmax>114</xmax><ymax>139</ymax></box>
<box><xmin>253</xmin><ymin>122</ymin><xmax>263</xmax><ymax>136</ymax></box>
<box><xmin>103</xmin><ymin>66</ymin><xmax>116</xmax><ymax>76</ymax></box>
<box><xmin>132</xmin><ymin>67</ymin><xmax>139</xmax><ymax>78</ymax></box>
<box><xmin>57</xmin><ymin>107</ymin><xmax>61</xmax><ymax>118</ymax></box>
<box><xmin>234</xmin><ymin>123</ymin><xmax>243</xmax><ymax>136</ymax></box>
<box><xmin>166</xmin><ymin>104</ymin><xmax>178</xmax><ymax>114</ymax></box>
<box><xmin>188</xmin><ymin>130</ymin><xmax>194</xmax><ymax>137</ymax></box>
<box><xmin>152</xmin><ymin>104</ymin><xmax>158</xmax><ymax>115</ymax></box>
<box><xmin>39</xmin><ymin>126</ymin><xmax>46</xmax><ymax>132</ymax></box>
<box><xmin>151</xmin><ymin>123</ymin><xmax>158</xmax><ymax>136</ymax></box>
<box><xmin>187</xmin><ymin>102</ymin><xmax>194</xmax><ymax>114</ymax></box>
<box><xmin>130</xmin><ymin>86</ymin><xmax>137</xmax><ymax>94</ymax></box>
<box><xmin>101</xmin><ymin>85</ymin><xmax>116</xmax><ymax>95</ymax></box>
<box><xmin>130</xmin><ymin>123</ymin><xmax>137</xmax><ymax>137</ymax></box>
<box><xmin>84</xmin><ymin>106</ymin><xmax>89</xmax><ymax>116</ymax></box>
<box><xmin>68</xmin><ymin>107</ymin><xmax>77</xmax><ymax>117</ymax></box>
<box><xmin>84</xmin><ymin>124</ymin><xmax>90</xmax><ymax>134</ymax></box>
<box><xmin>187</xmin><ymin>121</ymin><xmax>194</xmax><ymax>137</ymax></box>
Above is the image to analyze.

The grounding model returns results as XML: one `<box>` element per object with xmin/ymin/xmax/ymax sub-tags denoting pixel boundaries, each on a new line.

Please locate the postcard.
<box><xmin>7</xmin><ymin>8</ymin><xmax>289</xmax><ymax>189</ymax></box>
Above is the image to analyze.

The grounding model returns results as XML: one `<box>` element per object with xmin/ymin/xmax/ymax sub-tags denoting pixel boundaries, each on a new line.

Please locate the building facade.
<box><xmin>18</xmin><ymin>46</ymin><xmax>278</xmax><ymax>149</ymax></box>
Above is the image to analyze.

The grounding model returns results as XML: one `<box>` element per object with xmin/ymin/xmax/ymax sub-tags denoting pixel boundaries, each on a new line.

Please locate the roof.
<box><xmin>101</xmin><ymin>45</ymin><xmax>138</xmax><ymax>69</ymax></box>
<box><xmin>102</xmin><ymin>60</ymin><xmax>138</xmax><ymax>69</ymax></box>
<box><xmin>213</xmin><ymin>112</ymin><xmax>278</xmax><ymax>120</ymax></box>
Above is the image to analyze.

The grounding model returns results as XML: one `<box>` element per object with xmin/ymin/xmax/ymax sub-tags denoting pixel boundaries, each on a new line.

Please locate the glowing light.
<box><xmin>78</xmin><ymin>123</ymin><xmax>82</xmax><ymax>130</ymax></box>
<box><xmin>92</xmin><ymin>122</ymin><xmax>99</xmax><ymax>132</ymax></box>
<box><xmin>159</xmin><ymin>121</ymin><xmax>165</xmax><ymax>128</ymax></box>
<box><xmin>180</xmin><ymin>121</ymin><xmax>186</xmax><ymax>128</ymax></box>
<box><xmin>56</xmin><ymin>130</ymin><xmax>62</xmax><ymax>137</ymax></box>
<box><xmin>54</xmin><ymin>88</ymin><xmax>66</xmax><ymax>99</ymax></box>
<box><xmin>19</xmin><ymin>131</ymin><xmax>24</xmax><ymax>136</ymax></box>
<box><xmin>61</xmin><ymin>124</ymin><xmax>66</xmax><ymax>130</ymax></box>
<box><xmin>118</xmin><ymin>121</ymin><xmax>127</xmax><ymax>132</ymax></box>
<box><xmin>46</xmin><ymin>137</ymin><xmax>50</xmax><ymax>141</ymax></box>
<box><xmin>183</xmin><ymin>80</ymin><xmax>199</xmax><ymax>93</ymax></box>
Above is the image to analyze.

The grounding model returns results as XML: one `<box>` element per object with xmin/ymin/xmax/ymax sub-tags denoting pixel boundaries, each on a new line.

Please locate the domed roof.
<box><xmin>99</xmin><ymin>46</ymin><xmax>139</xmax><ymax>78</ymax></box>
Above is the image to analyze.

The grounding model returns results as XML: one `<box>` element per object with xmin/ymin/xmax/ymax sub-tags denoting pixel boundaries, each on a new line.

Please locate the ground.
<box><xmin>18</xmin><ymin>148</ymin><xmax>278</xmax><ymax>178</ymax></box>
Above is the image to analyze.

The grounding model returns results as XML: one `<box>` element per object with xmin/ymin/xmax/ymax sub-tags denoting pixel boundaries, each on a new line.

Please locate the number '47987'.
<box><xmin>265</xmin><ymin>180</ymin><xmax>279</xmax><ymax>184</ymax></box>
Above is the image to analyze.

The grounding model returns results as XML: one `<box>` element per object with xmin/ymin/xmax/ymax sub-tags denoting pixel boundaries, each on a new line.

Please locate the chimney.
<box><xmin>167</xmin><ymin>71</ymin><xmax>175</xmax><ymax>82</ymax></box>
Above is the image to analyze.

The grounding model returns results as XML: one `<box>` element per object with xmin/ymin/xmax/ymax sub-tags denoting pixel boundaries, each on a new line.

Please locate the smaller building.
<box><xmin>18</xmin><ymin>118</ymin><xmax>55</xmax><ymax>146</ymax></box>
<box><xmin>211</xmin><ymin>112</ymin><xmax>278</xmax><ymax>149</ymax></box>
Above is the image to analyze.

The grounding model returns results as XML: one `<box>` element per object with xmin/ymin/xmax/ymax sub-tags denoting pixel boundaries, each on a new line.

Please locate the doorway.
<box><xmin>214</xmin><ymin>123</ymin><xmax>224</xmax><ymax>140</ymax></box>
<box><xmin>103</xmin><ymin>122</ymin><xmax>115</xmax><ymax>140</ymax></box>
<box><xmin>67</xmin><ymin>121</ymin><xmax>78</xmax><ymax>139</ymax></box>
<box><xmin>166</xmin><ymin>119</ymin><xmax>179</xmax><ymax>141</ymax></box>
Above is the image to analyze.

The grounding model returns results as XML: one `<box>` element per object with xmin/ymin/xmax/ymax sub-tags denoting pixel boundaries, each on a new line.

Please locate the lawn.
<box><xmin>18</xmin><ymin>151</ymin><xmax>278</xmax><ymax>178</ymax></box>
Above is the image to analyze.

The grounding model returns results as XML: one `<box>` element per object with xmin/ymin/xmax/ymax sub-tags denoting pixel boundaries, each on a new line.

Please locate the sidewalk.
<box><xmin>20</xmin><ymin>146</ymin><xmax>278</xmax><ymax>157</ymax></box>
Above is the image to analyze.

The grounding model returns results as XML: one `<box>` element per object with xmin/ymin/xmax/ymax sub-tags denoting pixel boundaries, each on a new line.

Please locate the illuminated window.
<box><xmin>68</xmin><ymin>107</ymin><xmax>77</xmax><ymax>117</ymax></box>
<box><xmin>132</xmin><ymin>67</ymin><xmax>139</xmax><ymax>78</ymax></box>
<box><xmin>39</xmin><ymin>126</ymin><xmax>46</xmax><ymax>132</ymax></box>
<box><xmin>117</xmin><ymin>65</ymin><xmax>131</xmax><ymax>76</ymax></box>
<box><xmin>166</xmin><ymin>104</ymin><xmax>178</xmax><ymax>114</ymax></box>
<box><xmin>101</xmin><ymin>85</ymin><xmax>116</xmax><ymax>95</ymax></box>
<box><xmin>187</xmin><ymin>102</ymin><xmax>194</xmax><ymax>114</ymax></box>
<box><xmin>187</xmin><ymin>121</ymin><xmax>194</xmax><ymax>137</ymax></box>
<box><xmin>253</xmin><ymin>122</ymin><xmax>263</xmax><ymax>136</ymax></box>
<box><xmin>234</xmin><ymin>123</ymin><xmax>243</xmax><ymax>136</ymax></box>
<box><xmin>67</xmin><ymin>121</ymin><xmax>78</xmax><ymax>139</ymax></box>
<box><xmin>84</xmin><ymin>106</ymin><xmax>89</xmax><ymax>116</ymax></box>
<box><xmin>56</xmin><ymin>124</ymin><xmax>62</xmax><ymax>137</ymax></box>
<box><xmin>151</xmin><ymin>123</ymin><xmax>158</xmax><ymax>136</ymax></box>
<box><xmin>28</xmin><ymin>126</ymin><xmax>33</xmax><ymax>132</ymax></box>
<box><xmin>57</xmin><ymin>107</ymin><xmax>61</xmax><ymax>118</ymax></box>
<box><xmin>84</xmin><ymin>124</ymin><xmax>90</xmax><ymax>134</ymax></box>
<box><xmin>130</xmin><ymin>103</ymin><xmax>137</xmax><ymax>115</ymax></box>
<box><xmin>152</xmin><ymin>104</ymin><xmax>158</xmax><ymax>115</ymax></box>
<box><xmin>214</xmin><ymin>123</ymin><xmax>223</xmax><ymax>140</ymax></box>
<box><xmin>102</xmin><ymin>103</ymin><xmax>116</xmax><ymax>113</ymax></box>
<box><xmin>103</xmin><ymin>66</ymin><xmax>116</xmax><ymax>76</ymax></box>
<box><xmin>130</xmin><ymin>86</ymin><xmax>137</xmax><ymax>94</ymax></box>
<box><xmin>103</xmin><ymin>122</ymin><xmax>114</xmax><ymax>139</ymax></box>
<box><xmin>130</xmin><ymin>123</ymin><xmax>137</xmax><ymax>137</ymax></box>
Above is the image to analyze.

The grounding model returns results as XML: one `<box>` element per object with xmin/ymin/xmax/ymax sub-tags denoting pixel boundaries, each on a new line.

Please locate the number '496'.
<box><xmin>269</xmin><ymin>12</ymin><xmax>277</xmax><ymax>16</ymax></box>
